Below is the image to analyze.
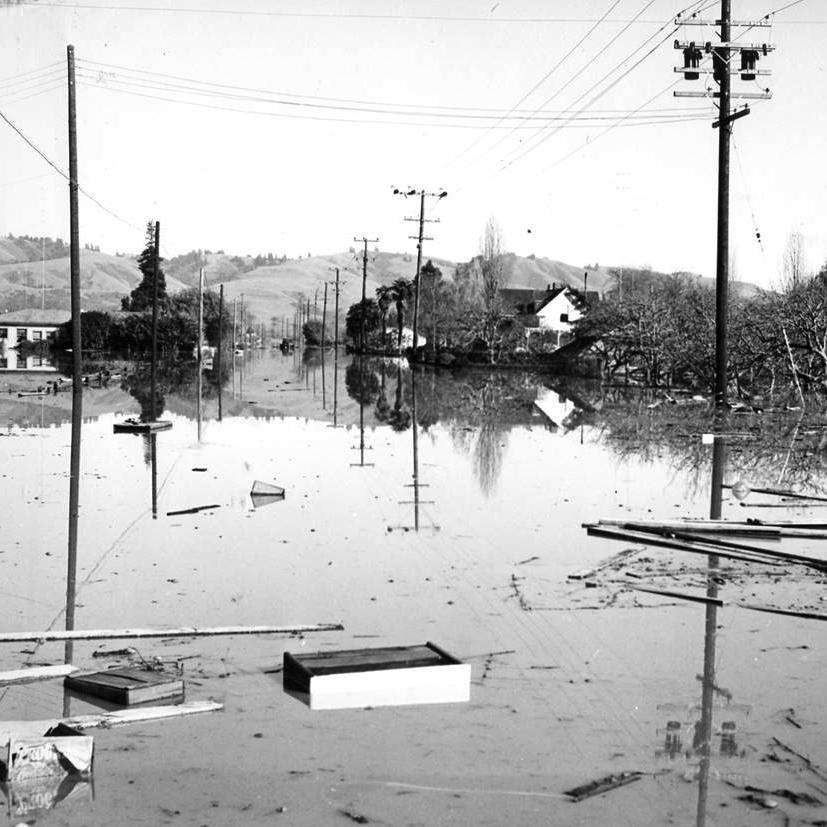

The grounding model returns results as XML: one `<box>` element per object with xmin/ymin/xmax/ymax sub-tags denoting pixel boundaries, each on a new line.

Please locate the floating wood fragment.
<box><xmin>0</xmin><ymin>623</ymin><xmax>344</xmax><ymax>644</ymax></box>
<box><xmin>597</xmin><ymin>519</ymin><xmax>781</xmax><ymax>539</ymax></box>
<box><xmin>626</xmin><ymin>584</ymin><xmax>723</xmax><ymax>607</ymax></box>
<box><xmin>563</xmin><ymin>771</ymin><xmax>643</xmax><ymax>802</ymax></box>
<box><xmin>166</xmin><ymin>503</ymin><xmax>221</xmax><ymax>516</ymax></box>
<box><xmin>113</xmin><ymin>419</ymin><xmax>172</xmax><ymax>434</ymax></box>
<box><xmin>584</xmin><ymin>524</ymin><xmax>827</xmax><ymax>571</ymax></box>
<box><xmin>0</xmin><ymin>664</ymin><xmax>78</xmax><ymax>686</ymax></box>
<box><xmin>724</xmin><ymin>484</ymin><xmax>827</xmax><ymax>503</ymax></box>
<box><xmin>62</xmin><ymin>700</ymin><xmax>223</xmax><ymax>730</ymax></box>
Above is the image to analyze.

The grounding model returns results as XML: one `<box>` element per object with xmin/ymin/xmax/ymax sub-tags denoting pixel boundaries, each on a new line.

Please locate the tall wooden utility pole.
<box><xmin>396</xmin><ymin>188</ymin><xmax>446</xmax><ymax>359</ymax></box>
<box><xmin>322</xmin><ymin>281</ymin><xmax>328</xmax><ymax>346</ymax></box>
<box><xmin>196</xmin><ymin>267</ymin><xmax>204</xmax><ymax>441</ymax></box>
<box><xmin>65</xmin><ymin>44</ymin><xmax>81</xmax><ymax>669</ymax></box>
<box><xmin>713</xmin><ymin>1</ymin><xmax>731</xmax><ymax>408</ymax></box>
<box><xmin>674</xmin><ymin>5</ymin><xmax>773</xmax><ymax>408</ymax></box>
<box><xmin>150</xmin><ymin>220</ymin><xmax>160</xmax><ymax>421</ymax></box>
<box><xmin>354</xmin><ymin>236</ymin><xmax>378</xmax><ymax>352</ymax></box>
<box><xmin>217</xmin><ymin>284</ymin><xmax>223</xmax><ymax>421</ymax></box>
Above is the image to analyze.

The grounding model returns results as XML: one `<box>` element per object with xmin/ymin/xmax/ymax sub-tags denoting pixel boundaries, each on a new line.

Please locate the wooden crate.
<box><xmin>63</xmin><ymin>668</ymin><xmax>183</xmax><ymax>706</ymax></box>
<box><xmin>283</xmin><ymin>642</ymin><xmax>470</xmax><ymax>710</ymax></box>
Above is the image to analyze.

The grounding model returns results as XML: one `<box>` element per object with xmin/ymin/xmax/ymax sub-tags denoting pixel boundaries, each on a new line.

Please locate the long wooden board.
<box><xmin>0</xmin><ymin>664</ymin><xmax>78</xmax><ymax>686</ymax></box>
<box><xmin>0</xmin><ymin>623</ymin><xmax>343</xmax><ymax>644</ymax></box>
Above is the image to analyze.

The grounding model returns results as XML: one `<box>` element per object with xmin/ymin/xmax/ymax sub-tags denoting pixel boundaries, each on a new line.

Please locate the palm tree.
<box><xmin>389</xmin><ymin>278</ymin><xmax>414</xmax><ymax>351</ymax></box>
<box><xmin>375</xmin><ymin>284</ymin><xmax>394</xmax><ymax>351</ymax></box>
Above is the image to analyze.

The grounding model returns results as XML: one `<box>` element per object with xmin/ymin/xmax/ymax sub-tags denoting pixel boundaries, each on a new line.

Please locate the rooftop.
<box><xmin>0</xmin><ymin>308</ymin><xmax>71</xmax><ymax>326</ymax></box>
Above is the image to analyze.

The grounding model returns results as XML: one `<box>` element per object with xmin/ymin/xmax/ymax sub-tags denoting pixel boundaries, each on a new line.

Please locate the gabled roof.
<box><xmin>0</xmin><ymin>308</ymin><xmax>71</xmax><ymax>326</ymax></box>
<box><xmin>535</xmin><ymin>286</ymin><xmax>576</xmax><ymax>313</ymax></box>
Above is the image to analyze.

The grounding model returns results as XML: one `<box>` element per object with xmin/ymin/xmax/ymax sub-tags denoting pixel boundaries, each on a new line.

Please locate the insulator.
<box><xmin>683</xmin><ymin>42</ymin><xmax>702</xmax><ymax>81</ymax></box>
<box><xmin>740</xmin><ymin>49</ymin><xmax>758</xmax><ymax>81</ymax></box>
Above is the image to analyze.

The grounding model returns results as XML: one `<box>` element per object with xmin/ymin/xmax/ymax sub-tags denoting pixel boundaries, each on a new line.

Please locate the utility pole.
<box><xmin>395</xmin><ymin>188</ymin><xmax>446</xmax><ymax>359</ymax></box>
<box><xmin>197</xmin><ymin>267</ymin><xmax>204</xmax><ymax>442</ymax></box>
<box><xmin>217</xmin><ymin>284</ymin><xmax>223</xmax><ymax>421</ymax></box>
<box><xmin>674</xmin><ymin>4</ymin><xmax>773</xmax><ymax>408</ymax></box>
<box><xmin>714</xmin><ymin>1</ymin><xmax>731</xmax><ymax>409</ymax></box>
<box><xmin>65</xmin><ymin>43</ymin><xmax>81</xmax><ymax>667</ymax></box>
<box><xmin>322</xmin><ymin>281</ymin><xmax>328</xmax><ymax>346</ymax></box>
<box><xmin>150</xmin><ymin>220</ymin><xmax>160</xmax><ymax>421</ymax></box>
<box><xmin>354</xmin><ymin>236</ymin><xmax>378</xmax><ymax>352</ymax></box>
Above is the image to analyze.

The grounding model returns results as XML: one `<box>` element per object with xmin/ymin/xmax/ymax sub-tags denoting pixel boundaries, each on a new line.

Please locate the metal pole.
<box><xmin>411</xmin><ymin>189</ymin><xmax>425</xmax><ymax>359</ymax></box>
<box><xmin>333</xmin><ymin>267</ymin><xmax>340</xmax><ymax>427</ymax></box>
<box><xmin>65</xmin><ymin>43</ymin><xmax>81</xmax><ymax>669</ymax></box>
<box><xmin>714</xmin><ymin>0</ymin><xmax>731</xmax><ymax>408</ymax></box>
<box><xmin>150</xmin><ymin>220</ymin><xmax>160</xmax><ymax>421</ymax></box>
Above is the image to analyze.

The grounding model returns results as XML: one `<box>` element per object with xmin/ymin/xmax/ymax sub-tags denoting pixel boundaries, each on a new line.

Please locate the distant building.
<box><xmin>0</xmin><ymin>309</ymin><xmax>69</xmax><ymax>371</ymax></box>
<box><xmin>0</xmin><ymin>308</ymin><xmax>70</xmax><ymax>346</ymax></box>
<box><xmin>500</xmin><ymin>284</ymin><xmax>598</xmax><ymax>348</ymax></box>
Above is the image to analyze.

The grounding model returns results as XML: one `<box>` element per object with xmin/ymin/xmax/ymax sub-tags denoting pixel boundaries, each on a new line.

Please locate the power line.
<box><xmin>13</xmin><ymin>2</ymin><xmax>774</xmax><ymax>24</ymax></box>
<box><xmin>75</xmin><ymin>58</ymin><xmax>707</xmax><ymax>123</ymax></box>
<box><xmin>446</xmin><ymin>0</ymin><xmax>624</xmax><ymax>167</ymax></box>
<box><xmin>0</xmin><ymin>105</ymin><xmax>141</xmax><ymax>231</ymax></box>
<box><xmin>75</xmin><ymin>73</ymin><xmax>711</xmax><ymax>130</ymax></box>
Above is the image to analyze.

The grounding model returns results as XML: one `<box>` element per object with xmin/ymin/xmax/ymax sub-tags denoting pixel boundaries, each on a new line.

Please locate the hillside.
<box><xmin>0</xmin><ymin>240</ymin><xmax>188</xmax><ymax>313</ymax></box>
<box><xmin>0</xmin><ymin>234</ymin><xmax>760</xmax><ymax>322</ymax></box>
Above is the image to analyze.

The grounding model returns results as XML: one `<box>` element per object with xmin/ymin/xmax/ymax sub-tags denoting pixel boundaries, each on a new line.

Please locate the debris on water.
<box><xmin>2</xmin><ymin>723</ymin><xmax>94</xmax><ymax>784</ymax></box>
<box><xmin>563</xmin><ymin>771</ymin><xmax>643</xmax><ymax>802</ymax></box>
<box><xmin>339</xmin><ymin>809</ymin><xmax>370</xmax><ymax>823</ymax></box>
<box><xmin>284</xmin><ymin>642</ymin><xmax>470</xmax><ymax>710</ymax></box>
<box><xmin>191</xmin><ymin>467</ymin><xmax>208</xmax><ymax>472</ymax></box>
<box><xmin>166</xmin><ymin>504</ymin><xmax>221</xmax><ymax>516</ymax></box>
<box><xmin>64</xmin><ymin>666</ymin><xmax>184</xmax><ymax>706</ymax></box>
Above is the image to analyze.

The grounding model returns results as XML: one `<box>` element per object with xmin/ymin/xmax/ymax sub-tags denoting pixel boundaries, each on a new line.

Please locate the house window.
<box><xmin>560</xmin><ymin>313</ymin><xmax>569</xmax><ymax>323</ymax></box>
<box><xmin>0</xmin><ymin>328</ymin><xmax>7</xmax><ymax>338</ymax></box>
<box><xmin>17</xmin><ymin>328</ymin><xmax>27</xmax><ymax>342</ymax></box>
<box><xmin>33</xmin><ymin>330</ymin><xmax>43</xmax><ymax>341</ymax></box>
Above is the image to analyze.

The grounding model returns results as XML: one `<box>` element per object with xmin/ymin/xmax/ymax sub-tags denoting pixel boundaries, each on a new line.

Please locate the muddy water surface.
<box><xmin>1</xmin><ymin>351</ymin><xmax>825</xmax><ymax>826</ymax></box>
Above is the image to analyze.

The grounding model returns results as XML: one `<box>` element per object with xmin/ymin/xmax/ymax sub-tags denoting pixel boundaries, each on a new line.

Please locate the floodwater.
<box><xmin>1</xmin><ymin>350</ymin><xmax>825</xmax><ymax>826</ymax></box>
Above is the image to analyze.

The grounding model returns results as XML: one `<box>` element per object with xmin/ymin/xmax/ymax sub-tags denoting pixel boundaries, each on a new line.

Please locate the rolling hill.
<box><xmin>0</xmin><ymin>234</ymin><xmax>759</xmax><ymax>325</ymax></box>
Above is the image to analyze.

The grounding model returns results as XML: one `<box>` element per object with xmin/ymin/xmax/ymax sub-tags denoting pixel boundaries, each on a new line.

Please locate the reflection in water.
<box><xmin>695</xmin><ymin>432</ymin><xmax>726</xmax><ymax>826</ymax></box>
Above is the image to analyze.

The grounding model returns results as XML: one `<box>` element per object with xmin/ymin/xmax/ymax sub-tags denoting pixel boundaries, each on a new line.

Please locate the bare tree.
<box><xmin>781</xmin><ymin>231</ymin><xmax>807</xmax><ymax>291</ymax></box>
<box><xmin>479</xmin><ymin>217</ymin><xmax>504</xmax><ymax>312</ymax></box>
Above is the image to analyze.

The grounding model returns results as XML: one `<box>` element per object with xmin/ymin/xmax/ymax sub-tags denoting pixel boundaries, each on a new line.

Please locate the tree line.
<box><xmin>577</xmin><ymin>261</ymin><xmax>827</xmax><ymax>397</ymax></box>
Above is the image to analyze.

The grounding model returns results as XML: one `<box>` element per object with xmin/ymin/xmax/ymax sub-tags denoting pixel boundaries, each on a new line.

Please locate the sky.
<box><xmin>0</xmin><ymin>0</ymin><xmax>825</xmax><ymax>289</ymax></box>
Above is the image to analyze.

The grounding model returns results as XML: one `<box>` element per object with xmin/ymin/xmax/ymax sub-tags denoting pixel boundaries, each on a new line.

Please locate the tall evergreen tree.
<box><xmin>122</xmin><ymin>221</ymin><xmax>167</xmax><ymax>311</ymax></box>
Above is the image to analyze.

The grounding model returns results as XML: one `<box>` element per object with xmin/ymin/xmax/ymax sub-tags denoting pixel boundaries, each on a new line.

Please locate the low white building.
<box><xmin>0</xmin><ymin>308</ymin><xmax>70</xmax><ymax>346</ymax></box>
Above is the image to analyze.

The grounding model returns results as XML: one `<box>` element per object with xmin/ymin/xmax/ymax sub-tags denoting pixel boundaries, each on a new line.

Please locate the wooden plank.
<box><xmin>564</xmin><ymin>772</ymin><xmax>643</xmax><ymax>802</ymax></box>
<box><xmin>62</xmin><ymin>700</ymin><xmax>223</xmax><ymax>730</ymax></box>
<box><xmin>0</xmin><ymin>664</ymin><xmax>78</xmax><ymax>686</ymax></box>
<box><xmin>0</xmin><ymin>623</ymin><xmax>344</xmax><ymax>644</ymax></box>
<box><xmin>598</xmin><ymin>519</ymin><xmax>781</xmax><ymax>538</ymax></box>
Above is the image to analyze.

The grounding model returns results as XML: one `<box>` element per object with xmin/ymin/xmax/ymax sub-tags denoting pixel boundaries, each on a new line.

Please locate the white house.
<box><xmin>534</xmin><ymin>287</ymin><xmax>587</xmax><ymax>334</ymax></box>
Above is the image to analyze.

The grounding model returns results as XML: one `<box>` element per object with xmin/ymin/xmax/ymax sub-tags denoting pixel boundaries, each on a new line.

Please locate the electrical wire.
<box><xmin>75</xmin><ymin>70</ymin><xmax>710</xmax><ymax>130</ymax></box>
<box><xmin>75</xmin><ymin>57</ymin><xmax>707</xmax><ymax>124</ymax></box>
<box><xmin>446</xmin><ymin>0</ymin><xmax>624</xmax><ymax>165</ymax></box>
<box><xmin>732</xmin><ymin>138</ymin><xmax>764</xmax><ymax>253</ymax></box>
<box><xmin>0</xmin><ymin>106</ymin><xmax>142</xmax><ymax>231</ymax></box>
<box><xmin>11</xmin><ymin>2</ymin><xmax>746</xmax><ymax>25</ymax></box>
